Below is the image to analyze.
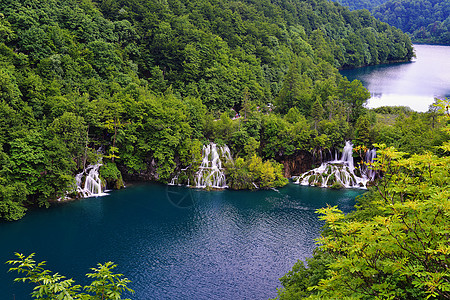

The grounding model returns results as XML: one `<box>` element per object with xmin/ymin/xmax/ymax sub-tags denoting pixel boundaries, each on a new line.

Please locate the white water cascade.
<box><xmin>194</xmin><ymin>143</ymin><xmax>233</xmax><ymax>189</ymax></box>
<box><xmin>75</xmin><ymin>163</ymin><xmax>107</xmax><ymax>197</ymax></box>
<box><xmin>364</xmin><ymin>148</ymin><xmax>377</xmax><ymax>181</ymax></box>
<box><xmin>170</xmin><ymin>143</ymin><xmax>233</xmax><ymax>189</ymax></box>
<box><xmin>294</xmin><ymin>141</ymin><xmax>375</xmax><ymax>189</ymax></box>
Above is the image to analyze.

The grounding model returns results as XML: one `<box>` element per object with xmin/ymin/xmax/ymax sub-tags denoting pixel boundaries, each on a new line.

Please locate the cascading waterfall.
<box><xmin>194</xmin><ymin>143</ymin><xmax>233</xmax><ymax>189</ymax></box>
<box><xmin>75</xmin><ymin>163</ymin><xmax>107</xmax><ymax>197</ymax></box>
<box><xmin>294</xmin><ymin>141</ymin><xmax>375</xmax><ymax>189</ymax></box>
<box><xmin>169</xmin><ymin>143</ymin><xmax>233</xmax><ymax>189</ymax></box>
<box><xmin>363</xmin><ymin>148</ymin><xmax>377</xmax><ymax>180</ymax></box>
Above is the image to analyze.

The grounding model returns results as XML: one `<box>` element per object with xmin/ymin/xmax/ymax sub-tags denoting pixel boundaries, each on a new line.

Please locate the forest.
<box><xmin>1</xmin><ymin>0</ymin><xmax>449</xmax><ymax>298</ymax></box>
<box><xmin>373</xmin><ymin>0</ymin><xmax>450</xmax><ymax>45</ymax></box>
<box><xmin>335</xmin><ymin>0</ymin><xmax>389</xmax><ymax>11</ymax></box>
<box><xmin>273</xmin><ymin>100</ymin><xmax>450</xmax><ymax>299</ymax></box>
<box><xmin>336</xmin><ymin>0</ymin><xmax>450</xmax><ymax>45</ymax></box>
<box><xmin>0</xmin><ymin>0</ymin><xmax>416</xmax><ymax>221</ymax></box>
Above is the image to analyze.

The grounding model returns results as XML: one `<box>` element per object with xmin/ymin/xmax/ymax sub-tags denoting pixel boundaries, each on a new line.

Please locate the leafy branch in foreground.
<box><xmin>274</xmin><ymin>100</ymin><xmax>450</xmax><ymax>299</ymax></box>
<box><xmin>7</xmin><ymin>253</ymin><xmax>134</xmax><ymax>299</ymax></box>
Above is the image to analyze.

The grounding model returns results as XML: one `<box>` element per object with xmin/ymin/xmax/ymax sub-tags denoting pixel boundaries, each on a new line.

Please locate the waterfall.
<box><xmin>363</xmin><ymin>148</ymin><xmax>377</xmax><ymax>180</ymax></box>
<box><xmin>169</xmin><ymin>143</ymin><xmax>233</xmax><ymax>189</ymax></box>
<box><xmin>340</xmin><ymin>141</ymin><xmax>354</xmax><ymax>170</ymax></box>
<box><xmin>294</xmin><ymin>141</ymin><xmax>375</xmax><ymax>189</ymax></box>
<box><xmin>75</xmin><ymin>163</ymin><xmax>107</xmax><ymax>197</ymax></box>
<box><xmin>194</xmin><ymin>143</ymin><xmax>233</xmax><ymax>189</ymax></box>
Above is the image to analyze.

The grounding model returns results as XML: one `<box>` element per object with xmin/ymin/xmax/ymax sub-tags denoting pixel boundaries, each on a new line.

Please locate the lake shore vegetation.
<box><xmin>0</xmin><ymin>0</ymin><xmax>414</xmax><ymax>221</ymax></box>
<box><xmin>273</xmin><ymin>99</ymin><xmax>450</xmax><ymax>299</ymax></box>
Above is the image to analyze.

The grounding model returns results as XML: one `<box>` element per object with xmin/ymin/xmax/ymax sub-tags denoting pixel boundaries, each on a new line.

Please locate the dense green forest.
<box><xmin>1</xmin><ymin>0</ymin><xmax>449</xmax><ymax>297</ymax></box>
<box><xmin>6</xmin><ymin>104</ymin><xmax>450</xmax><ymax>298</ymax></box>
<box><xmin>335</xmin><ymin>0</ymin><xmax>389</xmax><ymax>11</ymax></box>
<box><xmin>273</xmin><ymin>100</ymin><xmax>450</xmax><ymax>299</ymax></box>
<box><xmin>0</xmin><ymin>0</ymin><xmax>415</xmax><ymax>221</ymax></box>
<box><xmin>373</xmin><ymin>0</ymin><xmax>450</xmax><ymax>45</ymax></box>
<box><xmin>336</xmin><ymin>0</ymin><xmax>450</xmax><ymax>45</ymax></box>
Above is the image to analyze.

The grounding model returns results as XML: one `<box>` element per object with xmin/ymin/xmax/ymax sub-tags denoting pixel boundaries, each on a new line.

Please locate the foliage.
<box><xmin>373</xmin><ymin>0</ymin><xmax>450</xmax><ymax>45</ymax></box>
<box><xmin>0</xmin><ymin>0</ymin><xmax>414</xmax><ymax>220</ymax></box>
<box><xmin>226</xmin><ymin>155</ymin><xmax>288</xmax><ymax>190</ymax></box>
<box><xmin>335</xmin><ymin>0</ymin><xmax>389</xmax><ymax>11</ymax></box>
<box><xmin>336</xmin><ymin>0</ymin><xmax>450</xmax><ymax>45</ymax></box>
<box><xmin>7</xmin><ymin>253</ymin><xmax>134</xmax><ymax>299</ymax></box>
<box><xmin>0</xmin><ymin>182</ymin><xmax>28</xmax><ymax>221</ymax></box>
<box><xmin>372</xmin><ymin>105</ymin><xmax>414</xmax><ymax>115</ymax></box>
<box><xmin>372</xmin><ymin>109</ymin><xmax>449</xmax><ymax>155</ymax></box>
<box><xmin>273</xmin><ymin>104</ymin><xmax>450</xmax><ymax>299</ymax></box>
<box><xmin>99</xmin><ymin>162</ymin><xmax>124</xmax><ymax>190</ymax></box>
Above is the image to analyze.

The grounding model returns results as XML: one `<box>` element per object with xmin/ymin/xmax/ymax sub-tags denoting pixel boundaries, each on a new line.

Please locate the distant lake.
<box><xmin>0</xmin><ymin>184</ymin><xmax>363</xmax><ymax>299</ymax></box>
<box><xmin>341</xmin><ymin>44</ymin><xmax>450</xmax><ymax>112</ymax></box>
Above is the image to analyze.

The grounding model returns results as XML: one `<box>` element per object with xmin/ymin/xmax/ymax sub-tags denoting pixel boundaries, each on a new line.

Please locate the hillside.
<box><xmin>0</xmin><ymin>0</ymin><xmax>414</xmax><ymax>220</ymax></box>
<box><xmin>373</xmin><ymin>0</ymin><xmax>450</xmax><ymax>45</ymax></box>
<box><xmin>334</xmin><ymin>0</ymin><xmax>389</xmax><ymax>11</ymax></box>
<box><xmin>335</xmin><ymin>0</ymin><xmax>450</xmax><ymax>45</ymax></box>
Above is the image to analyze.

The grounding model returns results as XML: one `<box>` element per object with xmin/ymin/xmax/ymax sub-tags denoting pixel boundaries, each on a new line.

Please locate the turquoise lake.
<box><xmin>0</xmin><ymin>183</ymin><xmax>363</xmax><ymax>299</ymax></box>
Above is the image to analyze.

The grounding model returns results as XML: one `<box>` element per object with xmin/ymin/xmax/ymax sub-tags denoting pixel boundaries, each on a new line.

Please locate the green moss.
<box><xmin>99</xmin><ymin>162</ymin><xmax>124</xmax><ymax>190</ymax></box>
<box><xmin>327</xmin><ymin>174</ymin><xmax>336</xmax><ymax>187</ymax></box>
<box><xmin>331</xmin><ymin>182</ymin><xmax>344</xmax><ymax>189</ymax></box>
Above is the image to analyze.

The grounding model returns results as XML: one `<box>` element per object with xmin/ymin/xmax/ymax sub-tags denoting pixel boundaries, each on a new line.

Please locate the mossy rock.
<box><xmin>327</xmin><ymin>174</ymin><xmax>336</xmax><ymax>186</ymax></box>
<box><xmin>115</xmin><ymin>177</ymin><xmax>124</xmax><ymax>189</ymax></box>
<box><xmin>331</xmin><ymin>182</ymin><xmax>345</xmax><ymax>189</ymax></box>
<box><xmin>100</xmin><ymin>162</ymin><xmax>124</xmax><ymax>189</ymax></box>
<box><xmin>317</xmin><ymin>176</ymin><xmax>323</xmax><ymax>184</ymax></box>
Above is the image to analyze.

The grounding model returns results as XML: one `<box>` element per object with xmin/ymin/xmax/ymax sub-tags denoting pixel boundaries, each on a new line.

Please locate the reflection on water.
<box><xmin>341</xmin><ymin>44</ymin><xmax>450</xmax><ymax>112</ymax></box>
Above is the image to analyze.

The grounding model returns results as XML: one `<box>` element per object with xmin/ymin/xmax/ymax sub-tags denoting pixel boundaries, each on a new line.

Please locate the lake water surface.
<box><xmin>341</xmin><ymin>44</ymin><xmax>450</xmax><ymax>112</ymax></box>
<box><xmin>0</xmin><ymin>184</ymin><xmax>363</xmax><ymax>299</ymax></box>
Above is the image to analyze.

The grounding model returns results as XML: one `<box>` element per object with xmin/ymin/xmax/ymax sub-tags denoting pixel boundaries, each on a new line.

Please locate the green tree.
<box><xmin>274</xmin><ymin>101</ymin><xmax>450</xmax><ymax>299</ymax></box>
<box><xmin>313</xmin><ymin>147</ymin><xmax>450</xmax><ymax>299</ymax></box>
<box><xmin>310</xmin><ymin>99</ymin><xmax>324</xmax><ymax>131</ymax></box>
<box><xmin>7</xmin><ymin>253</ymin><xmax>134</xmax><ymax>299</ymax></box>
<box><xmin>226</xmin><ymin>154</ymin><xmax>287</xmax><ymax>189</ymax></box>
<box><xmin>354</xmin><ymin>114</ymin><xmax>372</xmax><ymax>146</ymax></box>
<box><xmin>0</xmin><ymin>182</ymin><xmax>28</xmax><ymax>221</ymax></box>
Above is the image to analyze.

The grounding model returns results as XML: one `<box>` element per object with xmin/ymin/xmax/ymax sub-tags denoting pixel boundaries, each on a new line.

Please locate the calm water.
<box><xmin>0</xmin><ymin>183</ymin><xmax>363</xmax><ymax>299</ymax></box>
<box><xmin>341</xmin><ymin>44</ymin><xmax>450</xmax><ymax>112</ymax></box>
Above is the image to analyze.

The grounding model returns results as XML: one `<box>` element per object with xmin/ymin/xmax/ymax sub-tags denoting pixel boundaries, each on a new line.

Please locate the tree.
<box><xmin>353</xmin><ymin>114</ymin><xmax>372</xmax><ymax>146</ymax></box>
<box><xmin>311</xmin><ymin>99</ymin><xmax>324</xmax><ymax>131</ymax></box>
<box><xmin>274</xmin><ymin>100</ymin><xmax>450</xmax><ymax>299</ymax></box>
<box><xmin>226</xmin><ymin>154</ymin><xmax>287</xmax><ymax>189</ymax></box>
<box><xmin>313</xmin><ymin>147</ymin><xmax>450</xmax><ymax>299</ymax></box>
<box><xmin>7</xmin><ymin>253</ymin><xmax>134</xmax><ymax>299</ymax></box>
<box><xmin>338</xmin><ymin>79</ymin><xmax>370</xmax><ymax>122</ymax></box>
<box><xmin>0</xmin><ymin>182</ymin><xmax>28</xmax><ymax>221</ymax></box>
<box><xmin>274</xmin><ymin>145</ymin><xmax>450</xmax><ymax>299</ymax></box>
<box><xmin>49</xmin><ymin>112</ymin><xmax>87</xmax><ymax>168</ymax></box>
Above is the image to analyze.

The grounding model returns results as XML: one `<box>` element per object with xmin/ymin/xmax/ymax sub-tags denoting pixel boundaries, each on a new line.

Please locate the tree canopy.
<box><xmin>0</xmin><ymin>0</ymin><xmax>415</xmax><ymax>220</ymax></box>
<box><xmin>335</xmin><ymin>0</ymin><xmax>450</xmax><ymax>45</ymax></box>
<box><xmin>273</xmin><ymin>99</ymin><xmax>450</xmax><ymax>299</ymax></box>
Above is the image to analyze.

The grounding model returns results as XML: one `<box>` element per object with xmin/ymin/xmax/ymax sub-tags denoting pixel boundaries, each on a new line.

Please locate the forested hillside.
<box><xmin>335</xmin><ymin>0</ymin><xmax>450</xmax><ymax>45</ymax></box>
<box><xmin>0</xmin><ymin>0</ymin><xmax>414</xmax><ymax>220</ymax></box>
<box><xmin>373</xmin><ymin>0</ymin><xmax>450</xmax><ymax>45</ymax></box>
<box><xmin>273</xmin><ymin>100</ymin><xmax>450</xmax><ymax>299</ymax></box>
<box><xmin>334</xmin><ymin>0</ymin><xmax>389</xmax><ymax>11</ymax></box>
